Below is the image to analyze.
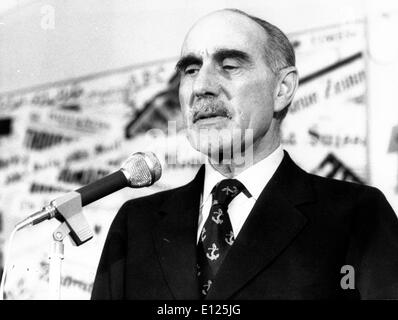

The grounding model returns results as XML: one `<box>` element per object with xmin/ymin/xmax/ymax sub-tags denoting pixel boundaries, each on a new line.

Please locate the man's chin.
<box><xmin>187</xmin><ymin>137</ymin><xmax>253</xmax><ymax>167</ymax></box>
<box><xmin>185</xmin><ymin>124</ymin><xmax>255</xmax><ymax>167</ymax></box>
<box><xmin>188</xmin><ymin>129</ymin><xmax>232</xmax><ymax>152</ymax></box>
<box><xmin>192</xmin><ymin>116</ymin><xmax>231</xmax><ymax>129</ymax></box>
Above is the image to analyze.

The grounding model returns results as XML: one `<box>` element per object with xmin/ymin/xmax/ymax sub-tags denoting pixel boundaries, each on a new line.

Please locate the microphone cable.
<box><xmin>0</xmin><ymin>226</ymin><xmax>19</xmax><ymax>300</ymax></box>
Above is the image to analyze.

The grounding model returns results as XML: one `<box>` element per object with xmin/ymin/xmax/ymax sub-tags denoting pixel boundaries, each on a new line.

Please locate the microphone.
<box><xmin>15</xmin><ymin>152</ymin><xmax>162</xmax><ymax>231</ymax></box>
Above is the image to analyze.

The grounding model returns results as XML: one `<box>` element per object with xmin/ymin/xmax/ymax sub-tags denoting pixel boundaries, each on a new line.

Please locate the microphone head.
<box><xmin>121</xmin><ymin>152</ymin><xmax>162</xmax><ymax>188</ymax></box>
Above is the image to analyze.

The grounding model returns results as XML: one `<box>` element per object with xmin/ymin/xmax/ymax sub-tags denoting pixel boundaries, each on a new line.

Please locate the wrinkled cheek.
<box><xmin>238</xmin><ymin>84</ymin><xmax>273</xmax><ymax>127</ymax></box>
<box><xmin>179</xmin><ymin>92</ymin><xmax>192</xmax><ymax>127</ymax></box>
<box><xmin>233</xmin><ymin>108</ymin><xmax>247</xmax><ymax>128</ymax></box>
<box><xmin>182</xmin><ymin>109</ymin><xmax>194</xmax><ymax>130</ymax></box>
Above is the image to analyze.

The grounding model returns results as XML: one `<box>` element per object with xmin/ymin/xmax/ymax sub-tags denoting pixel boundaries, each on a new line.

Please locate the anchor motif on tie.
<box><xmin>201</xmin><ymin>227</ymin><xmax>207</xmax><ymax>242</ymax></box>
<box><xmin>202</xmin><ymin>280</ymin><xmax>212</xmax><ymax>295</ymax></box>
<box><xmin>206</xmin><ymin>243</ymin><xmax>220</xmax><ymax>261</ymax></box>
<box><xmin>222</xmin><ymin>185</ymin><xmax>238</xmax><ymax>196</ymax></box>
<box><xmin>225</xmin><ymin>230</ymin><xmax>234</xmax><ymax>246</ymax></box>
<box><xmin>211</xmin><ymin>208</ymin><xmax>224</xmax><ymax>224</ymax></box>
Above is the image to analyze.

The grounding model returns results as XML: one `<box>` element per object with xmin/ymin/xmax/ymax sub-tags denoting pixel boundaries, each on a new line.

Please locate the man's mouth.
<box><xmin>193</xmin><ymin>109</ymin><xmax>231</xmax><ymax>124</ymax></box>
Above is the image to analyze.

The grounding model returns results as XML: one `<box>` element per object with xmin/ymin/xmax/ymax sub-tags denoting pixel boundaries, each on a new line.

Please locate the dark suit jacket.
<box><xmin>91</xmin><ymin>152</ymin><xmax>398</xmax><ymax>299</ymax></box>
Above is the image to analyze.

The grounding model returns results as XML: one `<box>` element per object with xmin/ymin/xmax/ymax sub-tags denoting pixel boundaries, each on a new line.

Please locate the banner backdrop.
<box><xmin>0</xmin><ymin>21</ymin><xmax>367</xmax><ymax>299</ymax></box>
<box><xmin>283</xmin><ymin>21</ymin><xmax>367</xmax><ymax>183</ymax></box>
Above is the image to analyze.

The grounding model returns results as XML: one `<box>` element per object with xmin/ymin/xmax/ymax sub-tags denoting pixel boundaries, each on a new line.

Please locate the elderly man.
<box><xmin>91</xmin><ymin>9</ymin><xmax>398</xmax><ymax>300</ymax></box>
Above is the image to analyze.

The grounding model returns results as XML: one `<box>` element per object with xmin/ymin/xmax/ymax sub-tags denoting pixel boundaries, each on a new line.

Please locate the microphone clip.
<box><xmin>51</xmin><ymin>191</ymin><xmax>94</xmax><ymax>246</ymax></box>
<box><xmin>15</xmin><ymin>191</ymin><xmax>93</xmax><ymax>246</ymax></box>
<box><xmin>51</xmin><ymin>191</ymin><xmax>93</xmax><ymax>246</ymax></box>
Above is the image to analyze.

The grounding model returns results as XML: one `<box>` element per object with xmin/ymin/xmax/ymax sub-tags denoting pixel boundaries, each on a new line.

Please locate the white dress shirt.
<box><xmin>197</xmin><ymin>145</ymin><xmax>285</xmax><ymax>243</ymax></box>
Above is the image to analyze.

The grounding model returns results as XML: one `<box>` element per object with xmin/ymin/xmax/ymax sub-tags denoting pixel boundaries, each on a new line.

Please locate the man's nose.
<box><xmin>192</xmin><ymin>65</ymin><xmax>220</xmax><ymax>98</ymax></box>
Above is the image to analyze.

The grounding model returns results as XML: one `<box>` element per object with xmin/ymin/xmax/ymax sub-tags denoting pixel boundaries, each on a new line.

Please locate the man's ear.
<box><xmin>274</xmin><ymin>66</ymin><xmax>299</xmax><ymax>113</ymax></box>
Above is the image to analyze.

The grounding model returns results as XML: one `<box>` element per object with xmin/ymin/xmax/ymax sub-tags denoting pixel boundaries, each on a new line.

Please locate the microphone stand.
<box><xmin>46</xmin><ymin>192</ymin><xmax>93</xmax><ymax>300</ymax></box>
<box><xmin>49</xmin><ymin>222</ymin><xmax>68</xmax><ymax>299</ymax></box>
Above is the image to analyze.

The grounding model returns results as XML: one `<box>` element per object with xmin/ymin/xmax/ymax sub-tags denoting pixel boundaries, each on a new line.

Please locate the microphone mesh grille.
<box><xmin>121</xmin><ymin>152</ymin><xmax>162</xmax><ymax>187</ymax></box>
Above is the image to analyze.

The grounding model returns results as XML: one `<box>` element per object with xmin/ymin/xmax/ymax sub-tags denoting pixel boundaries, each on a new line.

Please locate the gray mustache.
<box><xmin>192</xmin><ymin>99</ymin><xmax>232</xmax><ymax>123</ymax></box>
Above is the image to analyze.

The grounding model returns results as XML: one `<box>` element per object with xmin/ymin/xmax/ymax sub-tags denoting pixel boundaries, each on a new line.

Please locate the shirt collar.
<box><xmin>202</xmin><ymin>145</ymin><xmax>284</xmax><ymax>206</ymax></box>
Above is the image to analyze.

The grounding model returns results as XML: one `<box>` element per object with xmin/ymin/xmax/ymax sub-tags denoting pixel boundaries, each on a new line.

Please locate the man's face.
<box><xmin>177</xmin><ymin>11</ymin><xmax>279</xmax><ymax>161</ymax></box>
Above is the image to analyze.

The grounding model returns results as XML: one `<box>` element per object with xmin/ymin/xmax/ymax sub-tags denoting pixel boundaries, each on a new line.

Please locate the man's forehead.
<box><xmin>180</xmin><ymin>10</ymin><xmax>267</xmax><ymax>57</ymax></box>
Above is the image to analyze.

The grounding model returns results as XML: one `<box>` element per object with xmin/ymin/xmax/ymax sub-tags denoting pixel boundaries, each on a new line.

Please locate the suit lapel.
<box><xmin>206</xmin><ymin>152</ymin><xmax>315</xmax><ymax>299</ymax></box>
<box><xmin>152</xmin><ymin>166</ymin><xmax>204</xmax><ymax>299</ymax></box>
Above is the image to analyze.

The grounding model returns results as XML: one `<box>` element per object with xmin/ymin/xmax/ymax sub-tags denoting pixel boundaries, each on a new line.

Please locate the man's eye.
<box><xmin>184</xmin><ymin>65</ymin><xmax>200</xmax><ymax>75</ymax></box>
<box><xmin>222</xmin><ymin>64</ymin><xmax>238</xmax><ymax>71</ymax></box>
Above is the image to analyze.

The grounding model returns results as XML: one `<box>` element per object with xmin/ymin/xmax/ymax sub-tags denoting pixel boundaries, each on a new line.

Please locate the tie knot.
<box><xmin>211</xmin><ymin>179</ymin><xmax>245</xmax><ymax>207</ymax></box>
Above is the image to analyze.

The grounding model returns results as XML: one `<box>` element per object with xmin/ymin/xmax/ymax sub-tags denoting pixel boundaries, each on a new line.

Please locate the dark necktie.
<box><xmin>197</xmin><ymin>179</ymin><xmax>246</xmax><ymax>297</ymax></box>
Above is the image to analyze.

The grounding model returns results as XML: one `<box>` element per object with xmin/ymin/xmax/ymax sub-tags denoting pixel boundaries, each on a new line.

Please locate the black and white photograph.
<box><xmin>0</xmin><ymin>0</ymin><xmax>398</xmax><ymax>305</ymax></box>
